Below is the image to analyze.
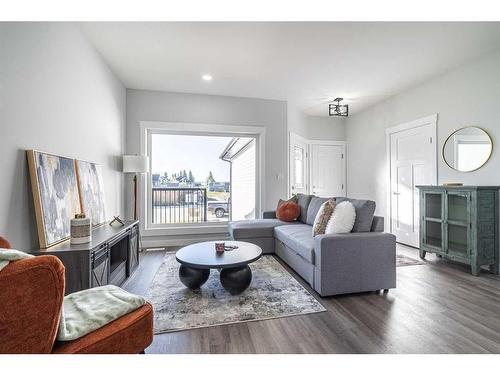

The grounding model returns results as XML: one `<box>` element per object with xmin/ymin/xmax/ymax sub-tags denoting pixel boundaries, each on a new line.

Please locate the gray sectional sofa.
<box><xmin>229</xmin><ymin>194</ymin><xmax>396</xmax><ymax>296</ymax></box>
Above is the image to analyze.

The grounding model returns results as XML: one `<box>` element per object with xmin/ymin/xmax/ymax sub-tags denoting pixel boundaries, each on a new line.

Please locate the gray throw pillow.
<box><xmin>335</xmin><ymin>197</ymin><xmax>376</xmax><ymax>232</ymax></box>
<box><xmin>306</xmin><ymin>196</ymin><xmax>331</xmax><ymax>225</ymax></box>
<box><xmin>295</xmin><ymin>193</ymin><xmax>313</xmax><ymax>224</ymax></box>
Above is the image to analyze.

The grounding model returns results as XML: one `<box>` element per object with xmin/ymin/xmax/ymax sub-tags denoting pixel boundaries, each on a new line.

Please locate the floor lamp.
<box><xmin>123</xmin><ymin>155</ymin><xmax>150</xmax><ymax>221</ymax></box>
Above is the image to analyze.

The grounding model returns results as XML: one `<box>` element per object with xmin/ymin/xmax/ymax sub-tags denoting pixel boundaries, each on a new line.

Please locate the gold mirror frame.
<box><xmin>442</xmin><ymin>126</ymin><xmax>493</xmax><ymax>173</ymax></box>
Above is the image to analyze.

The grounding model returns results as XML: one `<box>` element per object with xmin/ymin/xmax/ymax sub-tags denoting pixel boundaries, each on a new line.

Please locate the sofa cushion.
<box><xmin>335</xmin><ymin>197</ymin><xmax>376</xmax><ymax>232</ymax></box>
<box><xmin>295</xmin><ymin>193</ymin><xmax>313</xmax><ymax>224</ymax></box>
<box><xmin>274</xmin><ymin>224</ymin><xmax>315</xmax><ymax>264</ymax></box>
<box><xmin>229</xmin><ymin>219</ymin><xmax>296</xmax><ymax>239</ymax></box>
<box><xmin>306</xmin><ymin>196</ymin><xmax>331</xmax><ymax>225</ymax></box>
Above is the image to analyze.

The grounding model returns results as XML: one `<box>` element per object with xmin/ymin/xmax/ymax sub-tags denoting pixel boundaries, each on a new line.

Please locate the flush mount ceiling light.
<box><xmin>201</xmin><ymin>74</ymin><xmax>213</xmax><ymax>81</ymax></box>
<box><xmin>329</xmin><ymin>97</ymin><xmax>348</xmax><ymax>117</ymax></box>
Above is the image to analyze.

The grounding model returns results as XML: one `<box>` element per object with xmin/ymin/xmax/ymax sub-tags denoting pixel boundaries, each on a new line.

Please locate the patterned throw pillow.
<box><xmin>312</xmin><ymin>199</ymin><xmax>336</xmax><ymax>236</ymax></box>
<box><xmin>276</xmin><ymin>198</ymin><xmax>301</xmax><ymax>222</ymax></box>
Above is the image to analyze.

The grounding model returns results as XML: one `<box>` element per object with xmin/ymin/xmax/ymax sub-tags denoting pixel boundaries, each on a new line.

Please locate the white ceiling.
<box><xmin>81</xmin><ymin>22</ymin><xmax>500</xmax><ymax>116</ymax></box>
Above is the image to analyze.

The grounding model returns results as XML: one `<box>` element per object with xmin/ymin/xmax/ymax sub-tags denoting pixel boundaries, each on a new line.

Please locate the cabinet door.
<box><xmin>445</xmin><ymin>191</ymin><xmax>471</xmax><ymax>260</ymax></box>
<box><xmin>91</xmin><ymin>248</ymin><xmax>110</xmax><ymax>287</ymax></box>
<box><xmin>127</xmin><ymin>226</ymin><xmax>140</xmax><ymax>276</ymax></box>
<box><xmin>421</xmin><ymin>191</ymin><xmax>444</xmax><ymax>251</ymax></box>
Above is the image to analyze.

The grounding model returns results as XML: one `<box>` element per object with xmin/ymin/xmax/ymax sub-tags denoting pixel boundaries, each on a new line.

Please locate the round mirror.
<box><xmin>443</xmin><ymin>127</ymin><xmax>492</xmax><ymax>172</ymax></box>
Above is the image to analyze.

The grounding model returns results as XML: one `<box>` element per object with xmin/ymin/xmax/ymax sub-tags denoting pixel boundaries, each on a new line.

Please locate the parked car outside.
<box><xmin>207</xmin><ymin>197</ymin><xmax>229</xmax><ymax>218</ymax></box>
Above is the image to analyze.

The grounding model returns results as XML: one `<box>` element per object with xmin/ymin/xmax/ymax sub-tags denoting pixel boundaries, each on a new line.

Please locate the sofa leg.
<box><xmin>382</xmin><ymin>289</ymin><xmax>389</xmax><ymax>294</ymax></box>
<box><xmin>139</xmin><ymin>350</ymin><xmax>145</xmax><ymax>354</ymax></box>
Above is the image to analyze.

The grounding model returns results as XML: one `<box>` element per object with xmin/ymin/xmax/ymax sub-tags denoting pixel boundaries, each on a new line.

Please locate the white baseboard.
<box><xmin>141</xmin><ymin>233</ymin><xmax>231</xmax><ymax>249</ymax></box>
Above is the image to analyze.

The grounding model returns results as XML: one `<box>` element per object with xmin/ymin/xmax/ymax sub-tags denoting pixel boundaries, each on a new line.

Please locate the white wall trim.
<box><xmin>309</xmin><ymin>139</ymin><xmax>347</xmax><ymax>146</ymax></box>
<box><xmin>385</xmin><ymin>114</ymin><xmax>438</xmax><ymax>234</ymax></box>
<box><xmin>139</xmin><ymin>121</ymin><xmax>266</xmax><ymax>237</ymax></box>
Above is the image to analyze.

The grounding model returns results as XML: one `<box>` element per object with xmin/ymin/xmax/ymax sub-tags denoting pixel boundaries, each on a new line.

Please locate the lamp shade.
<box><xmin>123</xmin><ymin>155</ymin><xmax>150</xmax><ymax>173</ymax></box>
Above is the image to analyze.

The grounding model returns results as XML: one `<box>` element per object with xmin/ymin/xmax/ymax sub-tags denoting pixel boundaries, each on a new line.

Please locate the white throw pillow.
<box><xmin>325</xmin><ymin>201</ymin><xmax>356</xmax><ymax>234</ymax></box>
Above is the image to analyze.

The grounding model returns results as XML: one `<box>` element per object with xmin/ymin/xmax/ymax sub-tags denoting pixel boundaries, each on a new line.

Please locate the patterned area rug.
<box><xmin>146</xmin><ymin>253</ymin><xmax>326</xmax><ymax>334</ymax></box>
<box><xmin>396</xmin><ymin>254</ymin><xmax>426</xmax><ymax>267</ymax></box>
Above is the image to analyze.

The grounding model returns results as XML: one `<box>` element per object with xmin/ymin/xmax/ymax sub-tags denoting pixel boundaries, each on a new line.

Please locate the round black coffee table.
<box><xmin>175</xmin><ymin>241</ymin><xmax>262</xmax><ymax>295</ymax></box>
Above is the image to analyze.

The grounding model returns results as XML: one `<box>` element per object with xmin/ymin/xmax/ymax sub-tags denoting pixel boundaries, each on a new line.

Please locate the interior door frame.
<box><xmin>288</xmin><ymin>132</ymin><xmax>347</xmax><ymax>197</ymax></box>
<box><xmin>385</xmin><ymin>114</ymin><xmax>438</xmax><ymax>237</ymax></box>
<box><xmin>309</xmin><ymin>140</ymin><xmax>347</xmax><ymax>197</ymax></box>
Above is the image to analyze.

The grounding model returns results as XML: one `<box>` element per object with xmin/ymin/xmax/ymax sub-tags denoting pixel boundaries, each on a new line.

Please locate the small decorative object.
<box><xmin>443</xmin><ymin>182</ymin><xmax>464</xmax><ymax>187</ymax></box>
<box><xmin>70</xmin><ymin>214</ymin><xmax>91</xmax><ymax>244</ymax></box>
<box><xmin>109</xmin><ymin>215</ymin><xmax>125</xmax><ymax>226</ymax></box>
<box><xmin>224</xmin><ymin>244</ymin><xmax>238</xmax><ymax>251</ymax></box>
<box><xmin>215</xmin><ymin>242</ymin><xmax>225</xmax><ymax>253</ymax></box>
<box><xmin>329</xmin><ymin>97</ymin><xmax>348</xmax><ymax>117</ymax></box>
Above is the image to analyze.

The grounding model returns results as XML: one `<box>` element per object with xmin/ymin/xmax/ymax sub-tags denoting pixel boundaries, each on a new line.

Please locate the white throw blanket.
<box><xmin>0</xmin><ymin>248</ymin><xmax>34</xmax><ymax>271</ymax></box>
<box><xmin>0</xmin><ymin>249</ymin><xmax>145</xmax><ymax>341</ymax></box>
<box><xmin>57</xmin><ymin>285</ymin><xmax>146</xmax><ymax>341</ymax></box>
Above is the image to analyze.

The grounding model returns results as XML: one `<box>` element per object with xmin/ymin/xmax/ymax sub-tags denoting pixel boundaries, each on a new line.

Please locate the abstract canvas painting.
<box><xmin>76</xmin><ymin>160</ymin><xmax>107</xmax><ymax>226</ymax></box>
<box><xmin>27</xmin><ymin>150</ymin><xmax>82</xmax><ymax>248</ymax></box>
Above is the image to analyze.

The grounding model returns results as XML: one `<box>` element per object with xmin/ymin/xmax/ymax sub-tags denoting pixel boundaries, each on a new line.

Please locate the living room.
<box><xmin>1</xmin><ymin>1</ymin><xmax>500</xmax><ymax>373</ymax></box>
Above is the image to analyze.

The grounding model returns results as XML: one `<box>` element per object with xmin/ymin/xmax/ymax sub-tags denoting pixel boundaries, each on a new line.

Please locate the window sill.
<box><xmin>141</xmin><ymin>222</ymin><xmax>229</xmax><ymax>237</ymax></box>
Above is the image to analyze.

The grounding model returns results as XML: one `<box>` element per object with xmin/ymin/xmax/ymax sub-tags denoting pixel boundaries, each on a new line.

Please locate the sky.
<box><xmin>151</xmin><ymin>134</ymin><xmax>232</xmax><ymax>182</ymax></box>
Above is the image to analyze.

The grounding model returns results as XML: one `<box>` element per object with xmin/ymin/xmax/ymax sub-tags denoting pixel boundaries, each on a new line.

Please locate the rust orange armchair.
<box><xmin>0</xmin><ymin>236</ymin><xmax>153</xmax><ymax>354</ymax></box>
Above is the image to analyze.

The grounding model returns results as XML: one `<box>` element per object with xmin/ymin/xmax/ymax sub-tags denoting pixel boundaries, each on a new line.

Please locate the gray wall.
<box><xmin>0</xmin><ymin>23</ymin><xmax>126</xmax><ymax>250</ymax></box>
<box><xmin>288</xmin><ymin>104</ymin><xmax>346</xmax><ymax>141</ymax></box>
<box><xmin>345</xmin><ymin>49</ymin><xmax>500</xmax><ymax>217</ymax></box>
<box><xmin>125</xmin><ymin>89</ymin><xmax>288</xmax><ymax>219</ymax></box>
<box><xmin>306</xmin><ymin>116</ymin><xmax>346</xmax><ymax>141</ymax></box>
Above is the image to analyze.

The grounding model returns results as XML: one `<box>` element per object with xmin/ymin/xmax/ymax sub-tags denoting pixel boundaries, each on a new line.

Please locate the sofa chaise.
<box><xmin>229</xmin><ymin>194</ymin><xmax>396</xmax><ymax>296</ymax></box>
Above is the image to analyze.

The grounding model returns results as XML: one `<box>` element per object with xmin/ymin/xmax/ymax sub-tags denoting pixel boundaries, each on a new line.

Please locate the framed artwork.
<box><xmin>75</xmin><ymin>160</ymin><xmax>107</xmax><ymax>226</ymax></box>
<box><xmin>27</xmin><ymin>150</ymin><xmax>82</xmax><ymax>248</ymax></box>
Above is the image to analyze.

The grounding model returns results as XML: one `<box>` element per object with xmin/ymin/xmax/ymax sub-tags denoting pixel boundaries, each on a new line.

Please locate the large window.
<box><xmin>148</xmin><ymin>131</ymin><xmax>257</xmax><ymax>227</ymax></box>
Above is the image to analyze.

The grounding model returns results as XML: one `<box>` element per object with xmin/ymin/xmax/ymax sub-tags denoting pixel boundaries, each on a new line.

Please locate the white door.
<box><xmin>311</xmin><ymin>144</ymin><xmax>346</xmax><ymax>197</ymax></box>
<box><xmin>289</xmin><ymin>133</ymin><xmax>309</xmax><ymax>195</ymax></box>
<box><xmin>390</xmin><ymin>122</ymin><xmax>436</xmax><ymax>247</ymax></box>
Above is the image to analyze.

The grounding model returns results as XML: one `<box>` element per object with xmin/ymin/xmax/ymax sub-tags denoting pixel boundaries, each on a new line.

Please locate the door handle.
<box><xmin>393</xmin><ymin>192</ymin><xmax>401</xmax><ymax>195</ymax></box>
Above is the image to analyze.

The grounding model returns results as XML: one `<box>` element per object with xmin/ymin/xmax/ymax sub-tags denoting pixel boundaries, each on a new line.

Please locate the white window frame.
<box><xmin>139</xmin><ymin>121</ymin><xmax>265</xmax><ymax>237</ymax></box>
<box><xmin>288</xmin><ymin>132</ymin><xmax>310</xmax><ymax>196</ymax></box>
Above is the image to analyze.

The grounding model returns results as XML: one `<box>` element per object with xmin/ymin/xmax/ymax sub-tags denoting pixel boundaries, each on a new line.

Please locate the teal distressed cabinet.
<box><xmin>417</xmin><ymin>186</ymin><xmax>500</xmax><ymax>276</ymax></box>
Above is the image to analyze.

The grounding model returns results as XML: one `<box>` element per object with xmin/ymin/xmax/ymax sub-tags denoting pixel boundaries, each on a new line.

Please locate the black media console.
<box><xmin>30</xmin><ymin>220</ymin><xmax>140</xmax><ymax>295</ymax></box>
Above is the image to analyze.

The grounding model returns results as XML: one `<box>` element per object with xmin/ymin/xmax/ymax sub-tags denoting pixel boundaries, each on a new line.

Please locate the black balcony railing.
<box><xmin>152</xmin><ymin>187</ymin><xmax>207</xmax><ymax>224</ymax></box>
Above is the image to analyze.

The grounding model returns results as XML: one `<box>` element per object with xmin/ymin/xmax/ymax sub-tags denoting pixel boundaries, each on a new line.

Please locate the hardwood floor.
<box><xmin>123</xmin><ymin>244</ymin><xmax>500</xmax><ymax>354</ymax></box>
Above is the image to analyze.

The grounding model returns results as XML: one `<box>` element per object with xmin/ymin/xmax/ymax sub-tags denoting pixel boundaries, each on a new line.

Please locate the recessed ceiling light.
<box><xmin>202</xmin><ymin>74</ymin><xmax>213</xmax><ymax>81</ymax></box>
